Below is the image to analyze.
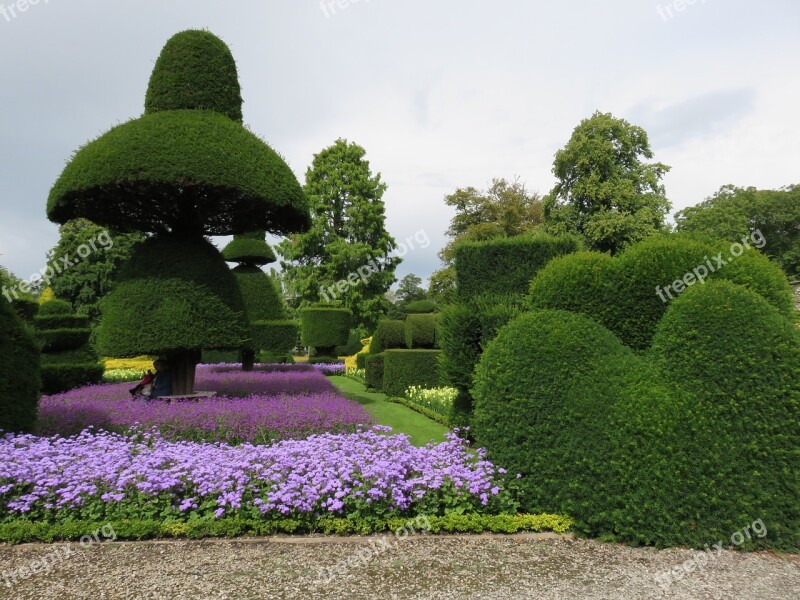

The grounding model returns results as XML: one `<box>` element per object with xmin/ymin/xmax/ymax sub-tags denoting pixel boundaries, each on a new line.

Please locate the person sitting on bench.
<box><xmin>147</xmin><ymin>359</ymin><xmax>173</xmax><ymax>399</ymax></box>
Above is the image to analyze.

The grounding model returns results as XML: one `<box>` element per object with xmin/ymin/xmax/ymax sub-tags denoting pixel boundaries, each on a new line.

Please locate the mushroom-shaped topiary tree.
<box><xmin>222</xmin><ymin>231</ymin><xmax>298</xmax><ymax>370</ymax></box>
<box><xmin>46</xmin><ymin>30</ymin><xmax>310</xmax><ymax>395</ymax></box>
<box><xmin>299</xmin><ymin>306</ymin><xmax>352</xmax><ymax>361</ymax></box>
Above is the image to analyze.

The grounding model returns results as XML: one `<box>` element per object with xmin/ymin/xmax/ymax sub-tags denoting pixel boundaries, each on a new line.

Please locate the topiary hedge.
<box><xmin>364</xmin><ymin>353</ymin><xmax>385</xmax><ymax>390</ymax></box>
<box><xmin>222</xmin><ymin>235</ymin><xmax>277</xmax><ymax>266</ymax></box>
<box><xmin>473</xmin><ymin>280</ymin><xmax>800</xmax><ymax>551</ymax></box>
<box><xmin>251</xmin><ymin>320</ymin><xmax>299</xmax><ymax>355</ymax></box>
<box><xmin>528</xmin><ymin>235</ymin><xmax>795</xmax><ymax>350</ymax></box>
<box><xmin>382</xmin><ymin>350</ymin><xmax>442</xmax><ymax>398</ymax></box>
<box><xmin>96</xmin><ymin>235</ymin><xmax>249</xmax><ymax>358</ymax></box>
<box><xmin>299</xmin><ymin>306</ymin><xmax>352</xmax><ymax>357</ymax></box>
<box><xmin>356</xmin><ymin>352</ymin><xmax>367</xmax><ymax>369</ymax></box>
<box><xmin>370</xmin><ymin>320</ymin><xmax>406</xmax><ymax>354</ymax></box>
<box><xmin>438</xmin><ymin>294</ymin><xmax>525</xmax><ymax>424</ymax></box>
<box><xmin>404</xmin><ymin>313</ymin><xmax>437</xmax><ymax>349</ymax></box>
<box><xmin>455</xmin><ymin>233</ymin><xmax>581</xmax><ymax>300</ymax></box>
<box><xmin>0</xmin><ymin>282</ymin><xmax>41</xmax><ymax>432</ymax></box>
<box><xmin>35</xmin><ymin>298</ymin><xmax>103</xmax><ymax>394</ymax></box>
<box><xmin>11</xmin><ymin>297</ymin><xmax>38</xmax><ymax>322</ymax></box>
<box><xmin>404</xmin><ymin>299</ymin><xmax>437</xmax><ymax>314</ymax></box>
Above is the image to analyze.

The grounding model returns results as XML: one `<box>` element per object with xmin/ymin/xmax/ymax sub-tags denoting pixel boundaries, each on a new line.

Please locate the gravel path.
<box><xmin>1</xmin><ymin>534</ymin><xmax>797</xmax><ymax>599</ymax></box>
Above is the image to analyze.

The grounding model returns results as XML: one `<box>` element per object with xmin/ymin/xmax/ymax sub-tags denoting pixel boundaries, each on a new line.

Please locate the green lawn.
<box><xmin>329</xmin><ymin>376</ymin><xmax>449</xmax><ymax>446</ymax></box>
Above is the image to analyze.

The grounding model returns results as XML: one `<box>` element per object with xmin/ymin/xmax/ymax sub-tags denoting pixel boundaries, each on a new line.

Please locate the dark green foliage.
<box><xmin>473</xmin><ymin>282</ymin><xmax>800</xmax><ymax>550</ymax></box>
<box><xmin>39</xmin><ymin>329</ymin><xmax>91</xmax><ymax>352</ymax></box>
<box><xmin>34</xmin><ymin>314</ymin><xmax>90</xmax><ymax>330</ymax></box>
<box><xmin>455</xmin><ymin>233</ymin><xmax>580</xmax><ymax>299</ymax></box>
<box><xmin>38</xmin><ymin>299</ymin><xmax>72</xmax><ymax>315</ymax></box>
<box><xmin>299</xmin><ymin>307</ymin><xmax>352</xmax><ymax>356</ymax></box>
<box><xmin>307</xmin><ymin>356</ymin><xmax>342</xmax><ymax>365</ymax></box>
<box><xmin>144</xmin><ymin>30</ymin><xmax>243</xmax><ymax>122</ymax></box>
<box><xmin>40</xmin><ymin>364</ymin><xmax>105</xmax><ymax>395</ymax></box>
<box><xmin>356</xmin><ymin>352</ymin><xmax>367</xmax><ymax>369</ymax></box>
<box><xmin>231</xmin><ymin>266</ymin><xmax>286</xmax><ymax>324</ymax></box>
<box><xmin>11</xmin><ymin>298</ymin><xmax>38</xmax><ymax>322</ymax></box>
<box><xmin>382</xmin><ymin>350</ymin><xmax>442</xmax><ymax>398</ymax></box>
<box><xmin>438</xmin><ymin>294</ymin><xmax>525</xmax><ymax>423</ymax></box>
<box><xmin>201</xmin><ymin>350</ymin><xmax>240</xmax><ymax>364</ymax></box>
<box><xmin>404</xmin><ymin>314</ymin><xmax>437</xmax><ymax>349</ymax></box>
<box><xmin>404</xmin><ymin>299</ymin><xmax>437</xmax><ymax>314</ymax></box>
<box><xmin>370</xmin><ymin>320</ymin><xmax>407</xmax><ymax>354</ymax></box>
<box><xmin>47</xmin><ymin>110</ymin><xmax>310</xmax><ymax>236</ymax></box>
<box><xmin>336</xmin><ymin>328</ymin><xmax>368</xmax><ymax>356</ymax></box>
<box><xmin>96</xmin><ymin>235</ymin><xmax>248</xmax><ymax>357</ymax></box>
<box><xmin>528</xmin><ymin>235</ymin><xmax>794</xmax><ymax>350</ymax></box>
<box><xmin>364</xmin><ymin>353</ymin><xmax>385</xmax><ymax>390</ymax></box>
<box><xmin>0</xmin><ymin>282</ymin><xmax>41</xmax><ymax>432</ymax></box>
<box><xmin>222</xmin><ymin>234</ymin><xmax>276</xmax><ymax>266</ymax></box>
<box><xmin>251</xmin><ymin>320</ymin><xmax>298</xmax><ymax>355</ymax></box>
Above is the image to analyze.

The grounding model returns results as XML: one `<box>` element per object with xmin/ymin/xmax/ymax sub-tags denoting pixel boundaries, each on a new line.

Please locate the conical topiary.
<box><xmin>46</xmin><ymin>30</ymin><xmax>311</xmax><ymax>394</ymax></box>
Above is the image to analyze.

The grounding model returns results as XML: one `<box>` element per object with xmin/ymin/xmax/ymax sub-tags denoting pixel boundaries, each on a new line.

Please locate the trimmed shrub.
<box><xmin>364</xmin><ymin>353</ymin><xmax>385</xmax><ymax>390</ymax></box>
<box><xmin>404</xmin><ymin>314</ymin><xmax>437</xmax><ymax>349</ymax></box>
<box><xmin>144</xmin><ymin>30</ymin><xmax>244</xmax><ymax>122</ymax></box>
<box><xmin>222</xmin><ymin>235</ymin><xmax>276</xmax><ymax>266</ymax></box>
<box><xmin>455</xmin><ymin>233</ymin><xmax>581</xmax><ymax>300</ymax></box>
<box><xmin>439</xmin><ymin>294</ymin><xmax>524</xmax><ymax>423</ymax></box>
<box><xmin>96</xmin><ymin>235</ymin><xmax>249</xmax><ymax>357</ymax></box>
<box><xmin>370</xmin><ymin>320</ymin><xmax>406</xmax><ymax>354</ymax></box>
<box><xmin>0</xmin><ymin>286</ymin><xmax>41</xmax><ymax>432</ymax></box>
<box><xmin>34</xmin><ymin>314</ymin><xmax>90</xmax><ymax>330</ymax></box>
<box><xmin>382</xmin><ymin>350</ymin><xmax>442</xmax><ymax>398</ymax></box>
<box><xmin>40</xmin><ymin>363</ymin><xmax>105</xmax><ymax>395</ymax></box>
<box><xmin>11</xmin><ymin>298</ymin><xmax>39</xmax><ymax>322</ymax></box>
<box><xmin>251</xmin><ymin>320</ymin><xmax>299</xmax><ymax>355</ymax></box>
<box><xmin>38</xmin><ymin>299</ymin><xmax>72</xmax><ymax>316</ymax></box>
<box><xmin>299</xmin><ymin>307</ymin><xmax>352</xmax><ymax>356</ymax></box>
<box><xmin>528</xmin><ymin>235</ymin><xmax>795</xmax><ymax>350</ymax></box>
<box><xmin>39</xmin><ymin>328</ymin><xmax>92</xmax><ymax>352</ymax></box>
<box><xmin>404</xmin><ymin>299</ymin><xmax>437</xmax><ymax>314</ymax></box>
<box><xmin>336</xmin><ymin>328</ymin><xmax>368</xmax><ymax>356</ymax></box>
<box><xmin>356</xmin><ymin>352</ymin><xmax>367</xmax><ymax>369</ymax></box>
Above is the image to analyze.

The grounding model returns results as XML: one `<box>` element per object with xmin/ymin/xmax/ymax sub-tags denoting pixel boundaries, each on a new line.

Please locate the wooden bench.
<box><xmin>151</xmin><ymin>391</ymin><xmax>217</xmax><ymax>403</ymax></box>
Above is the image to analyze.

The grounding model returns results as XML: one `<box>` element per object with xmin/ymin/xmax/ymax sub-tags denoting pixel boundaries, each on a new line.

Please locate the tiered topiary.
<box><xmin>369</xmin><ymin>320</ymin><xmax>406</xmax><ymax>354</ymax></box>
<box><xmin>34</xmin><ymin>297</ymin><xmax>103</xmax><ymax>394</ymax></box>
<box><xmin>222</xmin><ymin>231</ymin><xmax>297</xmax><ymax>370</ymax></box>
<box><xmin>474</xmin><ymin>278</ymin><xmax>800</xmax><ymax>550</ymax></box>
<box><xmin>299</xmin><ymin>306</ymin><xmax>352</xmax><ymax>361</ymax></box>
<box><xmin>0</xmin><ymin>270</ymin><xmax>41</xmax><ymax>432</ymax></box>
<box><xmin>382</xmin><ymin>350</ymin><xmax>443</xmax><ymax>398</ymax></box>
<box><xmin>404</xmin><ymin>299</ymin><xmax>437</xmax><ymax>314</ymax></box>
<box><xmin>404</xmin><ymin>313</ymin><xmax>438</xmax><ymax>349</ymax></box>
<box><xmin>46</xmin><ymin>30</ymin><xmax>310</xmax><ymax>394</ymax></box>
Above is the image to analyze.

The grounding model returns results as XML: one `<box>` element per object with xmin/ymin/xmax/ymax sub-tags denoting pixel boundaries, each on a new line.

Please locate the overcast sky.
<box><xmin>1</xmin><ymin>0</ymin><xmax>798</xmax><ymax>285</ymax></box>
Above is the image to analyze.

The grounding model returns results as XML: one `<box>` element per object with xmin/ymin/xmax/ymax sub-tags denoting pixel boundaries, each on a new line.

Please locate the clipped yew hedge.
<box><xmin>369</xmin><ymin>320</ymin><xmax>406</xmax><ymax>354</ymax></box>
<box><xmin>382</xmin><ymin>350</ymin><xmax>442</xmax><ymax>398</ymax></box>
<box><xmin>364</xmin><ymin>353</ymin><xmax>385</xmax><ymax>390</ymax></box>
<box><xmin>299</xmin><ymin>306</ymin><xmax>352</xmax><ymax>357</ymax></box>
<box><xmin>404</xmin><ymin>313</ymin><xmax>437</xmax><ymax>349</ymax></box>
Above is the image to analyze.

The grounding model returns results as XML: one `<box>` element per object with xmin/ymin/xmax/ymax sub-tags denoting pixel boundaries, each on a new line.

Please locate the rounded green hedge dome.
<box><xmin>96</xmin><ymin>235</ymin><xmax>249</xmax><ymax>357</ymax></box>
<box><xmin>38</xmin><ymin>299</ymin><xmax>73</xmax><ymax>316</ymax></box>
<box><xmin>223</xmin><ymin>234</ymin><xmax>277</xmax><ymax>266</ymax></box>
<box><xmin>0</xmin><ymin>280</ymin><xmax>41</xmax><ymax>433</ymax></box>
<box><xmin>145</xmin><ymin>30</ymin><xmax>243</xmax><ymax>122</ymax></box>
<box><xmin>47</xmin><ymin>110</ymin><xmax>310</xmax><ymax>236</ymax></box>
<box><xmin>231</xmin><ymin>265</ymin><xmax>286</xmax><ymax>323</ymax></box>
<box><xmin>472</xmin><ymin>310</ymin><xmax>636</xmax><ymax>523</ymax></box>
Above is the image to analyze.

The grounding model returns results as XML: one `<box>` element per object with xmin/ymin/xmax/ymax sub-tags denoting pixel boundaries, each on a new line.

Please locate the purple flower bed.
<box><xmin>0</xmin><ymin>427</ymin><xmax>509</xmax><ymax>521</ymax></box>
<box><xmin>36</xmin><ymin>367</ymin><xmax>370</xmax><ymax>443</ymax></box>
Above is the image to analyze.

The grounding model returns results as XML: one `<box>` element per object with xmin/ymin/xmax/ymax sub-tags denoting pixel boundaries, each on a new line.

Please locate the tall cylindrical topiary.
<box><xmin>35</xmin><ymin>297</ymin><xmax>104</xmax><ymax>394</ymax></box>
<box><xmin>46</xmin><ymin>30</ymin><xmax>310</xmax><ymax>394</ymax></box>
<box><xmin>222</xmin><ymin>231</ymin><xmax>295</xmax><ymax>370</ymax></box>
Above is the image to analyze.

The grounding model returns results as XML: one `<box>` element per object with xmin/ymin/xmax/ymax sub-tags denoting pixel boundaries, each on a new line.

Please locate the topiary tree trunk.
<box><xmin>241</xmin><ymin>349</ymin><xmax>255</xmax><ymax>372</ymax></box>
<box><xmin>168</xmin><ymin>349</ymin><xmax>201</xmax><ymax>396</ymax></box>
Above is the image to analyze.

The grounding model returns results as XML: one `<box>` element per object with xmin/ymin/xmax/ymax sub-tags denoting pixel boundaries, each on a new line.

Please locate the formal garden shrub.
<box><xmin>454</xmin><ymin>233</ymin><xmax>580</xmax><ymax>300</ymax></box>
<box><xmin>473</xmin><ymin>280</ymin><xmax>800</xmax><ymax>550</ymax></box>
<box><xmin>35</xmin><ymin>298</ymin><xmax>103</xmax><ymax>394</ymax></box>
<box><xmin>370</xmin><ymin>319</ymin><xmax>406</xmax><ymax>354</ymax></box>
<box><xmin>364</xmin><ymin>353</ymin><xmax>385</xmax><ymax>390</ymax></box>
<box><xmin>11</xmin><ymin>297</ymin><xmax>39</xmax><ymax>322</ymax></box>
<box><xmin>404</xmin><ymin>299</ymin><xmax>437</xmax><ymax>314</ymax></box>
<box><xmin>0</xmin><ymin>273</ymin><xmax>40</xmax><ymax>432</ymax></box>
<box><xmin>404</xmin><ymin>313</ymin><xmax>437</xmax><ymax>349</ymax></box>
<box><xmin>46</xmin><ymin>30</ymin><xmax>310</xmax><ymax>394</ymax></box>
<box><xmin>529</xmin><ymin>235</ymin><xmax>795</xmax><ymax>350</ymax></box>
<box><xmin>438</xmin><ymin>294</ymin><xmax>525</xmax><ymax>424</ymax></box>
<box><xmin>382</xmin><ymin>350</ymin><xmax>442</xmax><ymax>398</ymax></box>
<box><xmin>299</xmin><ymin>306</ymin><xmax>352</xmax><ymax>358</ymax></box>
